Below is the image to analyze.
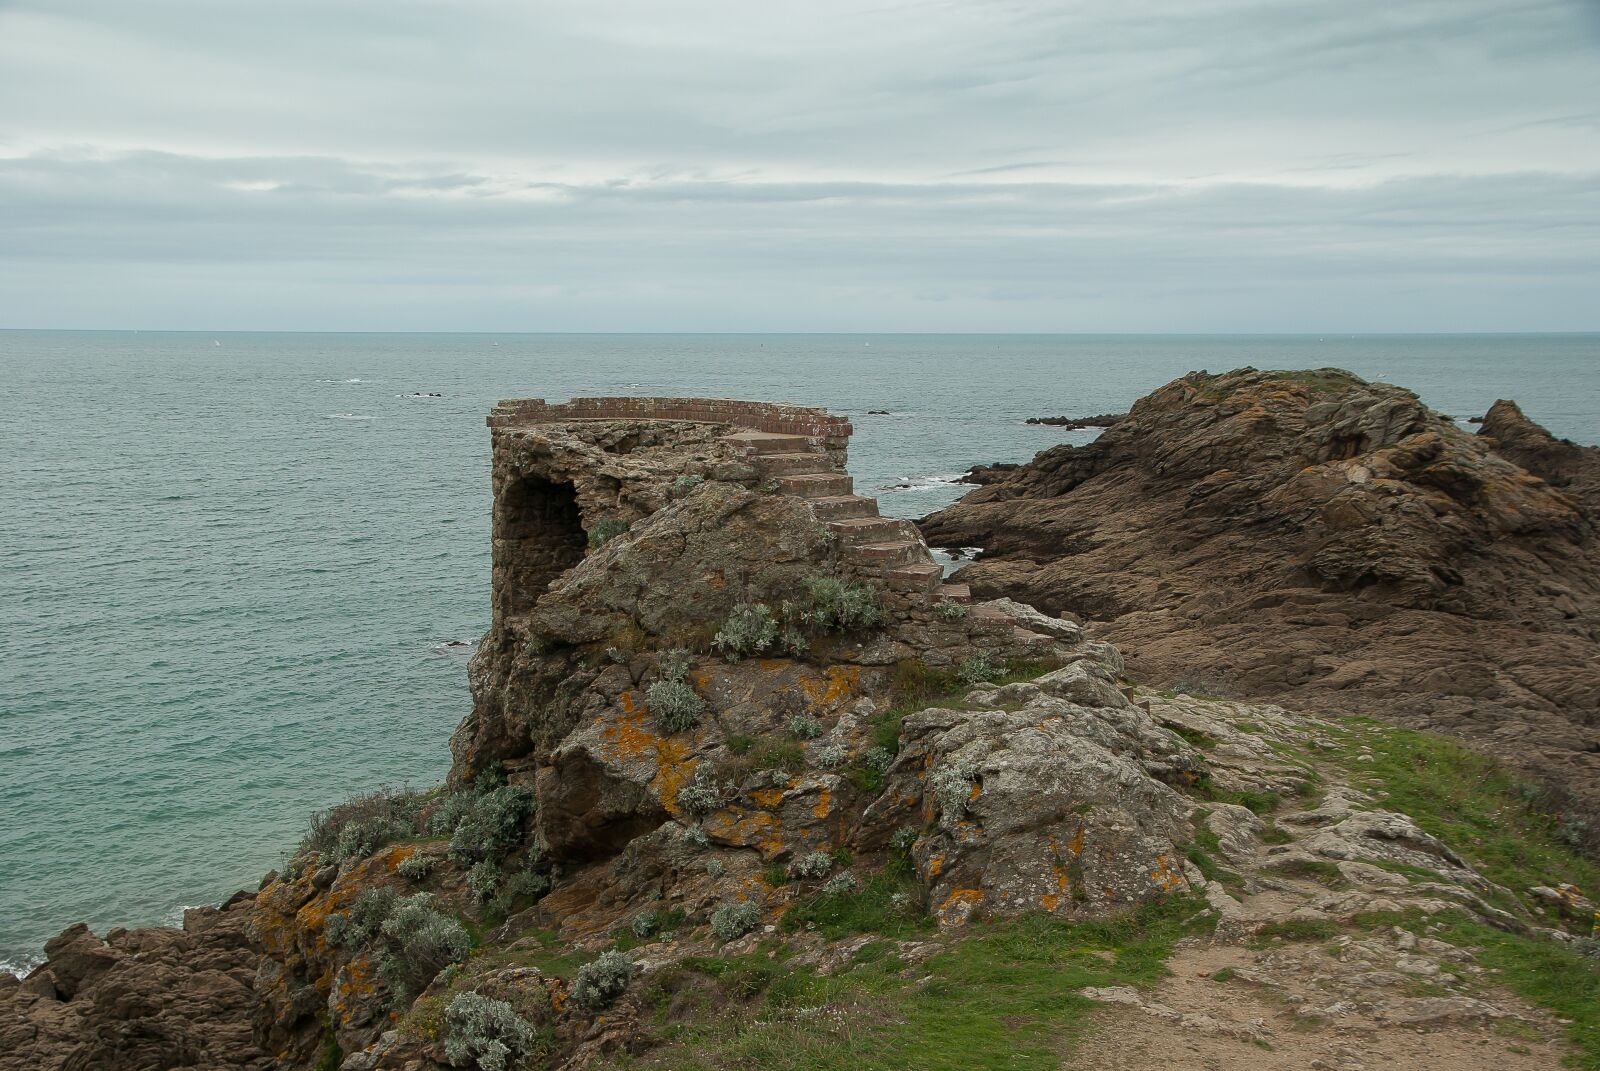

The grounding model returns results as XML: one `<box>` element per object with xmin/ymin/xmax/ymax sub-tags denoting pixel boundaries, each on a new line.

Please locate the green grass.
<box><xmin>865</xmin><ymin>659</ymin><xmax>1058</xmax><ymax>762</ymax></box>
<box><xmin>781</xmin><ymin>857</ymin><xmax>930</xmax><ymax>940</ymax></box>
<box><xmin>1335</xmin><ymin>717</ymin><xmax>1600</xmax><ymax>923</ymax></box>
<box><xmin>1271</xmin><ymin>858</ymin><xmax>1345</xmax><ymax>886</ymax></box>
<box><xmin>1193</xmin><ymin>775</ymin><xmax>1281</xmax><ymax>815</ymax></box>
<box><xmin>608</xmin><ymin>895</ymin><xmax>1216</xmax><ymax>1071</ymax></box>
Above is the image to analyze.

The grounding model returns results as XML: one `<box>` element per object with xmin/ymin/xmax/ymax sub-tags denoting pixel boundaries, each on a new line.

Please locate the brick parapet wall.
<box><xmin>487</xmin><ymin>396</ymin><xmax>853</xmax><ymax>444</ymax></box>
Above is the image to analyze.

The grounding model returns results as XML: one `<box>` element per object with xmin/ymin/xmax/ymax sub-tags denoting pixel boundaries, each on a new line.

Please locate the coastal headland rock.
<box><xmin>5</xmin><ymin>390</ymin><xmax>1595</xmax><ymax>1070</ymax></box>
<box><xmin>920</xmin><ymin>367</ymin><xmax>1600</xmax><ymax>823</ymax></box>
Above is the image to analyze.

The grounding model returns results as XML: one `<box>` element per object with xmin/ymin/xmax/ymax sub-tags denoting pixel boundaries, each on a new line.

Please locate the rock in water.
<box><xmin>919</xmin><ymin>367</ymin><xmax>1600</xmax><ymax>822</ymax></box>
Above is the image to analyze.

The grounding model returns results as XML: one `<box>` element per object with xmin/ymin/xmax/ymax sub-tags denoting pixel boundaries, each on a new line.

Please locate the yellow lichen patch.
<box><xmin>939</xmin><ymin>887</ymin><xmax>983</xmax><ymax>911</ymax></box>
<box><xmin>1041</xmin><ymin>893</ymin><xmax>1061</xmax><ymax>911</ymax></box>
<box><xmin>750</xmin><ymin>786</ymin><xmax>786</xmax><ymax>808</ymax></box>
<box><xmin>618</xmin><ymin>690</ymin><xmax>637</xmax><ymax>716</ymax></box>
<box><xmin>967</xmin><ymin>782</ymin><xmax>982</xmax><ymax>801</ymax></box>
<box><xmin>598</xmin><ymin>703</ymin><xmax>695</xmax><ymax>811</ymax></box>
<box><xmin>927</xmin><ymin>853</ymin><xmax>945</xmax><ymax>877</ymax></box>
<box><xmin>812</xmin><ymin>784</ymin><xmax>833</xmax><ymax>819</ymax></box>
<box><xmin>704</xmin><ymin>809</ymin><xmax>785</xmax><ymax>855</ymax></box>
<box><xmin>1148</xmin><ymin>853</ymin><xmax>1185</xmax><ymax>891</ymax></box>
<box><xmin>757</xmin><ymin>658</ymin><xmax>793</xmax><ymax>673</ymax></box>
<box><xmin>1068</xmin><ymin>825</ymin><xmax>1085</xmax><ymax>855</ymax></box>
<box><xmin>798</xmin><ymin>665</ymin><xmax>860</xmax><ymax>708</ymax></box>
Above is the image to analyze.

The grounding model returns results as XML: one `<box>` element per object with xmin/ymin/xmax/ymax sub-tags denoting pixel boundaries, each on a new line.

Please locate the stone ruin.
<box><xmin>448</xmin><ymin>395</ymin><xmax>1174</xmax><ymax>936</ymax></box>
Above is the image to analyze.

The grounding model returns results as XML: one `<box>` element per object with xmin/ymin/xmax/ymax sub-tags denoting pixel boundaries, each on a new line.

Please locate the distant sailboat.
<box><xmin>213</xmin><ymin>339</ymin><xmax>221</xmax><ymax>346</ymax></box>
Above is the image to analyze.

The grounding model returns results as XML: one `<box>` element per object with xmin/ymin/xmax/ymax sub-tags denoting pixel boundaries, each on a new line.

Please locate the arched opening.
<box><xmin>494</xmin><ymin>475</ymin><xmax>586</xmax><ymax>618</ymax></box>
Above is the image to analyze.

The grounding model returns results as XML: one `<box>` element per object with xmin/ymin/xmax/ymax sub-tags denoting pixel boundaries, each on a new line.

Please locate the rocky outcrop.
<box><xmin>0</xmin><ymin>894</ymin><xmax>269</xmax><ymax>1070</ymax></box>
<box><xmin>921</xmin><ymin>368</ymin><xmax>1600</xmax><ymax>819</ymax></box>
<box><xmin>1025</xmin><ymin>412</ymin><xmax>1127</xmax><ymax>429</ymax></box>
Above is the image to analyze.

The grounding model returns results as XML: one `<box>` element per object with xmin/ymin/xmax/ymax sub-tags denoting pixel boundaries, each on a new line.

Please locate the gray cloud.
<box><xmin>0</xmin><ymin>0</ymin><xmax>1597</xmax><ymax>329</ymax></box>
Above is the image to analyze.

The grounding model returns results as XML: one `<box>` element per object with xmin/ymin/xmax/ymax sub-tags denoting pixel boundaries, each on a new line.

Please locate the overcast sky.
<box><xmin>1</xmin><ymin>0</ymin><xmax>1597</xmax><ymax>332</ymax></box>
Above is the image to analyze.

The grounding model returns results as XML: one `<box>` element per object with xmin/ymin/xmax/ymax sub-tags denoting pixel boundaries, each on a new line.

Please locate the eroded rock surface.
<box><xmin>921</xmin><ymin>367</ymin><xmax>1600</xmax><ymax>817</ymax></box>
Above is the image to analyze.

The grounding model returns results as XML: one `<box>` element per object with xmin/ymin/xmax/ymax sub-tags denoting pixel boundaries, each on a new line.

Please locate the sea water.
<box><xmin>3</xmin><ymin>331</ymin><xmax>1597</xmax><ymax>970</ymax></box>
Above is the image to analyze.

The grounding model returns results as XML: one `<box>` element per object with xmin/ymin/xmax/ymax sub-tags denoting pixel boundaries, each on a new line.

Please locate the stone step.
<box><xmin>845</xmin><ymin>540</ymin><xmax>926</xmax><ymax>567</ymax></box>
<box><xmin>807</xmin><ymin>495</ymin><xmax>879</xmax><ymax>520</ymax></box>
<box><xmin>938</xmin><ymin>583</ymin><xmax>972</xmax><ymax>604</ymax></box>
<box><xmin>778</xmin><ymin>473</ymin><xmax>852</xmax><ymax>498</ymax></box>
<box><xmin>758</xmin><ymin>452</ymin><xmax>835</xmax><ymax>476</ymax></box>
<box><xmin>722</xmin><ymin>431</ymin><xmax>814</xmax><ymax>456</ymax></box>
<box><xmin>967</xmin><ymin>606</ymin><xmax>1017</xmax><ymax>636</ymax></box>
<box><xmin>886</xmin><ymin>562</ymin><xmax>943</xmax><ymax>593</ymax></box>
<box><xmin>826</xmin><ymin>516</ymin><xmax>913</xmax><ymax>545</ymax></box>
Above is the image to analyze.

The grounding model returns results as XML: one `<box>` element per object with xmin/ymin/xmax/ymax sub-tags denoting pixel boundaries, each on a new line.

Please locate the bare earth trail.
<box><xmin>1069</xmin><ymin>690</ymin><xmax>1573</xmax><ymax>1071</ymax></box>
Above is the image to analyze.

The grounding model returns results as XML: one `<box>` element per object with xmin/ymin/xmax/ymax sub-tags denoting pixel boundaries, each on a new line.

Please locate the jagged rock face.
<box><xmin>920</xmin><ymin>367</ymin><xmax>1600</xmax><ymax>817</ymax></box>
<box><xmin>0</xmin><ymin>896</ymin><xmax>269</xmax><ymax>1071</ymax></box>
<box><xmin>870</xmin><ymin>653</ymin><xmax>1206</xmax><ymax>924</ymax></box>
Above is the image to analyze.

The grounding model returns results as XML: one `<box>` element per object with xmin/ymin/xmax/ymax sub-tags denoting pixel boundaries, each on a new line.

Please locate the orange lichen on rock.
<box><xmin>939</xmin><ymin>887</ymin><xmax>983</xmax><ymax>911</ymax></box>
<box><xmin>811</xmin><ymin>784</ymin><xmax>833</xmax><ymax>819</ymax></box>
<box><xmin>798</xmin><ymin>665</ymin><xmax>859</xmax><ymax>708</ymax></box>
<box><xmin>1148</xmin><ymin>853</ymin><xmax>1185</xmax><ymax>891</ymax></box>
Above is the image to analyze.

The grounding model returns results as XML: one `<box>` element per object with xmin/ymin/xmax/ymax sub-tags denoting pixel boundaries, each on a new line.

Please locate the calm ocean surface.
<box><xmin>2</xmin><ymin>331</ymin><xmax>1597</xmax><ymax>970</ymax></box>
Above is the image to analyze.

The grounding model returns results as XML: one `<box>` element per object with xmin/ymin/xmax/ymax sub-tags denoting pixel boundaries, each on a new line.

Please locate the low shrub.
<box><xmin>300</xmin><ymin>787</ymin><xmax>426</xmax><ymax>864</ymax></box>
<box><xmin>958</xmin><ymin>654</ymin><xmax>1002</xmax><ymax>685</ymax></box>
<box><xmin>442</xmin><ymin>990</ymin><xmax>538</xmax><ymax>1071</ymax></box>
<box><xmin>710</xmin><ymin>900</ymin><xmax>761</xmax><ymax>942</ymax></box>
<box><xmin>396</xmin><ymin>853</ymin><xmax>435</xmax><ymax>882</ymax></box>
<box><xmin>570</xmin><ymin>949</ymin><xmax>639</xmax><ymax>1011</ymax></box>
<box><xmin>789</xmin><ymin>850</ymin><xmax>835</xmax><ymax>880</ymax></box>
<box><xmin>587</xmin><ymin>519</ymin><xmax>630</xmax><ymax>549</ymax></box>
<box><xmin>631</xmin><ymin>910</ymin><xmax>659</xmax><ymax>939</ymax></box>
<box><xmin>820</xmin><ymin>871</ymin><xmax>858</xmax><ymax>897</ymax></box>
<box><xmin>676</xmin><ymin>765</ymin><xmax>724</xmax><ymax>817</ymax></box>
<box><xmin>786</xmin><ymin>715</ymin><xmax>821</xmax><ymax>739</ymax></box>
<box><xmin>324</xmin><ymin>886</ymin><xmax>398</xmax><ymax>949</ymax></box>
<box><xmin>440</xmin><ymin>782</ymin><xmax>536</xmax><ymax>865</ymax></box>
<box><xmin>712</xmin><ymin>603</ymin><xmax>779</xmax><ymax>661</ymax></box>
<box><xmin>812</xmin><ymin>742</ymin><xmax>847</xmax><ymax>769</ymax></box>
<box><xmin>798</xmin><ymin>576</ymin><xmax>885</xmax><ymax>631</ymax></box>
<box><xmin>491</xmin><ymin>870</ymin><xmax>550</xmax><ymax>916</ymax></box>
<box><xmin>929</xmin><ymin>761</ymin><xmax>979</xmax><ymax>818</ymax></box>
<box><xmin>467</xmin><ymin>860</ymin><xmax>501</xmax><ymax>902</ymax></box>
<box><xmin>704</xmin><ymin>857</ymin><xmax>727</xmax><ymax>877</ymax></box>
<box><xmin>935</xmin><ymin>599</ymin><xmax>968</xmax><ymax>622</ymax></box>
<box><xmin>646</xmin><ymin>679</ymin><xmax>705</xmax><ymax>733</ymax></box>
<box><xmin>376</xmin><ymin>893</ymin><xmax>473</xmax><ymax>1004</ymax></box>
<box><xmin>671</xmin><ymin>473</ymin><xmax>705</xmax><ymax>497</ymax></box>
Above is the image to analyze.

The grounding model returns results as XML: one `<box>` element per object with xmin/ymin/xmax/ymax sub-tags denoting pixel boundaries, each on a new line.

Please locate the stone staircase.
<box><xmin>722</xmin><ymin>430</ymin><xmax>1041</xmax><ymax>648</ymax></box>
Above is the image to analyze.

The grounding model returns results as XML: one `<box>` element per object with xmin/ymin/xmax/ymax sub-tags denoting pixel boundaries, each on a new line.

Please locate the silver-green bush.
<box><xmin>443</xmin><ymin>989</ymin><xmax>538</xmax><ymax>1071</ymax></box>
<box><xmin>375</xmin><ymin>893</ymin><xmax>472</xmax><ymax>1003</ymax></box>
<box><xmin>812</xmin><ymin>742</ymin><xmax>847</xmax><ymax>769</ymax></box>
<box><xmin>958</xmin><ymin>653</ymin><xmax>1002</xmax><ymax>684</ymax></box>
<box><xmin>467</xmin><ymin>860</ymin><xmax>501</xmax><ymax>902</ymax></box>
<box><xmin>630</xmin><ymin>910</ymin><xmax>659</xmax><ymax>939</ymax></box>
<box><xmin>587</xmin><ymin>518</ymin><xmax>630</xmax><ymax>549</ymax></box>
<box><xmin>786</xmin><ymin>715</ymin><xmax>821</xmax><ymax>739</ymax></box>
<box><xmin>709</xmin><ymin>900</ymin><xmax>760</xmax><ymax>941</ymax></box>
<box><xmin>646</xmin><ymin>679</ymin><xmax>706</xmax><ymax>733</ymax></box>
<box><xmin>789</xmin><ymin>850</ymin><xmax>834</xmax><ymax>880</ymax></box>
<box><xmin>570</xmin><ymin>949</ymin><xmax>638</xmax><ymax>1010</ymax></box>
<box><xmin>935</xmin><ymin>599</ymin><xmax>968</xmax><ymax>622</ymax></box>
<box><xmin>301</xmin><ymin>787</ymin><xmax>425</xmax><ymax>864</ymax></box>
<box><xmin>676</xmin><ymin>765</ymin><xmax>723</xmax><ymax>817</ymax></box>
<box><xmin>324</xmin><ymin>886</ymin><xmax>398</xmax><ymax>948</ymax></box>
<box><xmin>491</xmin><ymin>870</ymin><xmax>550</xmax><ymax>916</ymax></box>
<box><xmin>396</xmin><ymin>853</ymin><xmax>435</xmax><ymax>882</ymax></box>
<box><xmin>671</xmin><ymin>473</ymin><xmax>705</xmax><ymax>497</ymax></box>
<box><xmin>712</xmin><ymin>603</ymin><xmax>778</xmax><ymax>660</ymax></box>
<box><xmin>819</xmin><ymin>871</ymin><xmax>858</xmax><ymax>897</ymax></box>
<box><xmin>800</xmin><ymin>576</ymin><xmax>885</xmax><ymax>631</ymax></box>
